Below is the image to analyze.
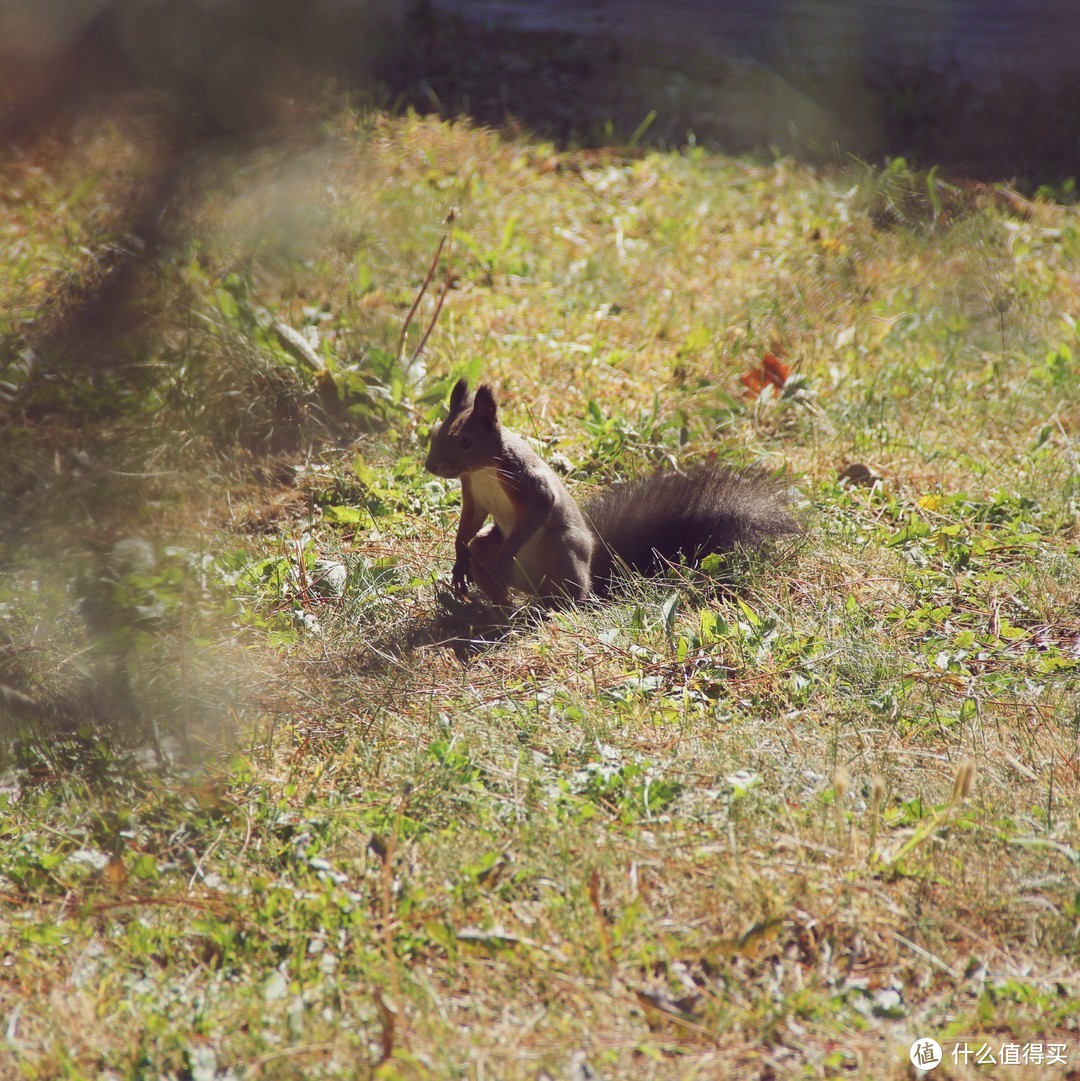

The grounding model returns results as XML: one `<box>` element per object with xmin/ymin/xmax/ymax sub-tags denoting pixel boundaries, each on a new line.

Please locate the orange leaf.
<box><xmin>740</xmin><ymin>353</ymin><xmax>791</xmax><ymax>398</ymax></box>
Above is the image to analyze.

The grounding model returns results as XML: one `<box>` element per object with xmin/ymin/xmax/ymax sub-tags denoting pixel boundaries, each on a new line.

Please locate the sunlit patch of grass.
<box><xmin>1</xmin><ymin>109</ymin><xmax>1078</xmax><ymax>1079</ymax></box>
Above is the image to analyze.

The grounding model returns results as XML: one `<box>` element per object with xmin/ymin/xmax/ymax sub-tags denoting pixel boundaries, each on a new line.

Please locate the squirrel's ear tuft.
<box><xmin>472</xmin><ymin>383</ymin><xmax>499</xmax><ymax>427</ymax></box>
<box><xmin>449</xmin><ymin>378</ymin><xmax>470</xmax><ymax>411</ymax></box>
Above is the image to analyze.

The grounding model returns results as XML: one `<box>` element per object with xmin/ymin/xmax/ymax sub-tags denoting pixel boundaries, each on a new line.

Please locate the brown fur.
<box><xmin>425</xmin><ymin>380</ymin><xmax>798</xmax><ymax>605</ymax></box>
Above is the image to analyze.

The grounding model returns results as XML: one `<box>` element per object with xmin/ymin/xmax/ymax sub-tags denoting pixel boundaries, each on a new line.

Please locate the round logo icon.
<box><xmin>909</xmin><ymin>1038</ymin><xmax>943</xmax><ymax>1070</ymax></box>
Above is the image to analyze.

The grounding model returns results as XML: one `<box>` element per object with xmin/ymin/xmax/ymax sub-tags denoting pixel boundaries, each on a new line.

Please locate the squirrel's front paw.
<box><xmin>451</xmin><ymin>555</ymin><xmax>473</xmax><ymax>597</ymax></box>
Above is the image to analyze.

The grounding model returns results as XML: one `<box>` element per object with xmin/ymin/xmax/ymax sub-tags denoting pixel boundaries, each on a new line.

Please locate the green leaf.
<box><xmin>352</xmin><ymin>456</ymin><xmax>378</xmax><ymax>488</ymax></box>
<box><xmin>323</xmin><ymin>504</ymin><xmax>364</xmax><ymax>525</ymax></box>
<box><xmin>660</xmin><ymin>593</ymin><xmax>679</xmax><ymax>634</ymax></box>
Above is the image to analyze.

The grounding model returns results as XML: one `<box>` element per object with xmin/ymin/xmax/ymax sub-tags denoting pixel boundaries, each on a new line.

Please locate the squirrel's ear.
<box><xmin>472</xmin><ymin>383</ymin><xmax>499</xmax><ymax>428</ymax></box>
<box><xmin>448</xmin><ymin>378</ymin><xmax>470</xmax><ymax>411</ymax></box>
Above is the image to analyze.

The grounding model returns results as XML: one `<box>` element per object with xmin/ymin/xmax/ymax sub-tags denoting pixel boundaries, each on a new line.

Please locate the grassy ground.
<box><xmin>1</xmin><ymin>105</ymin><xmax>1078</xmax><ymax>1080</ymax></box>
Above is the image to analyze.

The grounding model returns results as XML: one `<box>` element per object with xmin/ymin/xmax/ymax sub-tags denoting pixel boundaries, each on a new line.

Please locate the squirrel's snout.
<box><xmin>424</xmin><ymin>451</ymin><xmax>456</xmax><ymax>479</ymax></box>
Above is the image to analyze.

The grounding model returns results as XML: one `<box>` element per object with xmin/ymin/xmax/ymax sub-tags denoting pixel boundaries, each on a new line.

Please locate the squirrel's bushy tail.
<box><xmin>584</xmin><ymin>464</ymin><xmax>797</xmax><ymax>590</ymax></box>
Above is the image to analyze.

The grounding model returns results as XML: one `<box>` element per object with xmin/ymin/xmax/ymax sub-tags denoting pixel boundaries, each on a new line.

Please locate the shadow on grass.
<box><xmin>346</xmin><ymin>596</ymin><xmax>540</xmax><ymax>672</ymax></box>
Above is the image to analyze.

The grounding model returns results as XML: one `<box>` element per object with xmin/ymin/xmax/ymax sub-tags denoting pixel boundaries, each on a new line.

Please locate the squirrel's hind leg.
<box><xmin>528</xmin><ymin>529</ymin><xmax>594</xmax><ymax>607</ymax></box>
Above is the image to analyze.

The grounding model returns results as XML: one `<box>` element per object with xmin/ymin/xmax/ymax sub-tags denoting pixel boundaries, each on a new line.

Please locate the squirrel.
<box><xmin>424</xmin><ymin>379</ymin><xmax>797</xmax><ymax>606</ymax></box>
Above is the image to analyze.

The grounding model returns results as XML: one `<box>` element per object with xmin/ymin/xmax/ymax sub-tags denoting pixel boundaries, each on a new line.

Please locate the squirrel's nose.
<box><xmin>424</xmin><ymin>450</ymin><xmax>447</xmax><ymax>477</ymax></box>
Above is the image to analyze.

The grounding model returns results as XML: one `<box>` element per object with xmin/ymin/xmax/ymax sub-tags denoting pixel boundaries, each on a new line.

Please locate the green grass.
<box><xmin>1</xmin><ymin>107</ymin><xmax>1078</xmax><ymax>1080</ymax></box>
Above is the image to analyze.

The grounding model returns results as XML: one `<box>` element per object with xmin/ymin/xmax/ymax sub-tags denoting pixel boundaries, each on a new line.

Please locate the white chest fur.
<box><xmin>470</xmin><ymin>467</ymin><xmax>518</xmax><ymax>535</ymax></box>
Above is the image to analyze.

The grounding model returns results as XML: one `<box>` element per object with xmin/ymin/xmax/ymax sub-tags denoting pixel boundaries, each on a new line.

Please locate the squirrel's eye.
<box><xmin>459</xmin><ymin>434</ymin><xmax>473</xmax><ymax>450</ymax></box>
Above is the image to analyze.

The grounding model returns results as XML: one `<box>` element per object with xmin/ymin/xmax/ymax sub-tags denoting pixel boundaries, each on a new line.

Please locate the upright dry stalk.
<box><xmin>397</xmin><ymin>209</ymin><xmax>457</xmax><ymax>370</ymax></box>
<box><xmin>867</xmin><ymin>774</ymin><xmax>886</xmax><ymax>864</ymax></box>
<box><xmin>833</xmin><ymin>765</ymin><xmax>850</xmax><ymax>851</ymax></box>
<box><xmin>951</xmin><ymin>757</ymin><xmax>976</xmax><ymax>804</ymax></box>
